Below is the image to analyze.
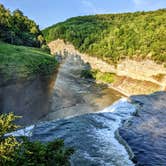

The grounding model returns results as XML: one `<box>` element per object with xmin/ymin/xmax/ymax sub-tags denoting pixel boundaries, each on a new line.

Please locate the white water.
<box><xmin>6</xmin><ymin>98</ymin><xmax>136</xmax><ymax>166</ymax></box>
<box><xmin>5</xmin><ymin>125</ymin><xmax>35</xmax><ymax>137</ymax></box>
<box><xmin>90</xmin><ymin>98</ymin><xmax>136</xmax><ymax>166</ymax></box>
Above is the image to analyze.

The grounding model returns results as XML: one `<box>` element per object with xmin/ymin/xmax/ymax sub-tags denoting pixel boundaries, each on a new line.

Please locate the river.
<box><xmin>4</xmin><ymin>54</ymin><xmax>166</xmax><ymax>166</ymax></box>
<box><xmin>4</xmin><ymin>54</ymin><xmax>137</xmax><ymax>165</ymax></box>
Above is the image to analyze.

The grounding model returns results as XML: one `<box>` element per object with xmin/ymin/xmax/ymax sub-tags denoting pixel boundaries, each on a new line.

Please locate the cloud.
<box><xmin>81</xmin><ymin>0</ymin><xmax>98</xmax><ymax>14</ymax></box>
<box><xmin>133</xmin><ymin>0</ymin><xmax>149</xmax><ymax>6</ymax></box>
<box><xmin>80</xmin><ymin>0</ymin><xmax>110</xmax><ymax>14</ymax></box>
<box><xmin>132</xmin><ymin>0</ymin><xmax>166</xmax><ymax>10</ymax></box>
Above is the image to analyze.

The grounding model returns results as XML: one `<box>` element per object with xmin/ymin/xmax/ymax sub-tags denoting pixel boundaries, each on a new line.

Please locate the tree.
<box><xmin>0</xmin><ymin>3</ymin><xmax>45</xmax><ymax>48</ymax></box>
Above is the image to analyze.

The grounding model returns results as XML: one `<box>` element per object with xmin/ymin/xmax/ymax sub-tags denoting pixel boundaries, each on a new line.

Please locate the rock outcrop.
<box><xmin>119</xmin><ymin>91</ymin><xmax>166</xmax><ymax>166</ymax></box>
<box><xmin>48</xmin><ymin>39</ymin><xmax>166</xmax><ymax>95</ymax></box>
<box><xmin>0</xmin><ymin>74</ymin><xmax>56</xmax><ymax>126</ymax></box>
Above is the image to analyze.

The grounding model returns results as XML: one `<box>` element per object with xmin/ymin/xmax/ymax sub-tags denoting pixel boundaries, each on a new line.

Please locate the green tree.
<box><xmin>0</xmin><ymin>3</ymin><xmax>46</xmax><ymax>48</ymax></box>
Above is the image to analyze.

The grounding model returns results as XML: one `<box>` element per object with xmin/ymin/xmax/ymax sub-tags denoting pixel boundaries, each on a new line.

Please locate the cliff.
<box><xmin>0</xmin><ymin>42</ymin><xmax>58</xmax><ymax>125</ymax></box>
<box><xmin>48</xmin><ymin>39</ymin><xmax>166</xmax><ymax>95</ymax></box>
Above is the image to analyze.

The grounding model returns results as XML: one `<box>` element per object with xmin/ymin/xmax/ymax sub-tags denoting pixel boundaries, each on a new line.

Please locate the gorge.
<box><xmin>0</xmin><ymin>4</ymin><xmax>166</xmax><ymax>166</ymax></box>
<box><xmin>5</xmin><ymin>52</ymin><xmax>166</xmax><ymax>166</ymax></box>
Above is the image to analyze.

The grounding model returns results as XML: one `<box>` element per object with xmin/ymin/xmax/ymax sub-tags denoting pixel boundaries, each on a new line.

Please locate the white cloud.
<box><xmin>132</xmin><ymin>0</ymin><xmax>166</xmax><ymax>10</ymax></box>
<box><xmin>81</xmin><ymin>0</ymin><xmax>98</xmax><ymax>14</ymax></box>
<box><xmin>133</xmin><ymin>0</ymin><xmax>149</xmax><ymax>6</ymax></box>
<box><xmin>80</xmin><ymin>0</ymin><xmax>110</xmax><ymax>14</ymax></box>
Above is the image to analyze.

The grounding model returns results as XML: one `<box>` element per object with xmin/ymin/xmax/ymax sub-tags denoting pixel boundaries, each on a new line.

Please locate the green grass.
<box><xmin>81</xmin><ymin>69</ymin><xmax>115</xmax><ymax>84</ymax></box>
<box><xmin>94</xmin><ymin>70</ymin><xmax>115</xmax><ymax>83</ymax></box>
<box><xmin>0</xmin><ymin>42</ymin><xmax>58</xmax><ymax>82</ymax></box>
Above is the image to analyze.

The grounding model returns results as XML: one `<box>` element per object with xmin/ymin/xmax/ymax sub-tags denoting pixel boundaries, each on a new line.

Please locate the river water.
<box><xmin>6</xmin><ymin>55</ymin><xmax>137</xmax><ymax>165</ymax></box>
<box><xmin>31</xmin><ymin>98</ymin><xmax>136</xmax><ymax>166</ymax></box>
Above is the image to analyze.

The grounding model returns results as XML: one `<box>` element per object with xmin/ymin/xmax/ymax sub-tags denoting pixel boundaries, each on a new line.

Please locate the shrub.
<box><xmin>80</xmin><ymin>69</ymin><xmax>94</xmax><ymax>79</ymax></box>
<box><xmin>0</xmin><ymin>4</ymin><xmax>45</xmax><ymax>48</ymax></box>
<box><xmin>12</xmin><ymin>138</ymin><xmax>74</xmax><ymax>166</ymax></box>
<box><xmin>0</xmin><ymin>113</ymin><xmax>74</xmax><ymax>166</ymax></box>
<box><xmin>0</xmin><ymin>113</ymin><xmax>20</xmax><ymax>164</ymax></box>
<box><xmin>81</xmin><ymin>69</ymin><xmax>115</xmax><ymax>84</ymax></box>
<box><xmin>41</xmin><ymin>44</ymin><xmax>51</xmax><ymax>54</ymax></box>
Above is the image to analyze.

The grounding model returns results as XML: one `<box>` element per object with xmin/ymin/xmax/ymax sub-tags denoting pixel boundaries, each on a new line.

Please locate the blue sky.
<box><xmin>0</xmin><ymin>0</ymin><xmax>166</xmax><ymax>29</ymax></box>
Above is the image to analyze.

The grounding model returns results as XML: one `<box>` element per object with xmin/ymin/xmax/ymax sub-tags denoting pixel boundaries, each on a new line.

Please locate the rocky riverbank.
<box><xmin>119</xmin><ymin>91</ymin><xmax>166</xmax><ymax>166</ymax></box>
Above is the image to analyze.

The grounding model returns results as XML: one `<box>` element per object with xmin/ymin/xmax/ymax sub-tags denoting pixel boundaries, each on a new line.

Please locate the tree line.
<box><xmin>0</xmin><ymin>4</ymin><xmax>45</xmax><ymax>47</ymax></box>
<box><xmin>43</xmin><ymin>9</ymin><xmax>166</xmax><ymax>64</ymax></box>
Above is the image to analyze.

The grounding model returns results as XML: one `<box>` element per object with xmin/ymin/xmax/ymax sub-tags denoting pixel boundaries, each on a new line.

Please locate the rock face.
<box><xmin>48</xmin><ymin>39</ymin><xmax>166</xmax><ymax>95</ymax></box>
<box><xmin>119</xmin><ymin>91</ymin><xmax>166</xmax><ymax>166</ymax></box>
<box><xmin>0</xmin><ymin>74</ymin><xmax>56</xmax><ymax>126</ymax></box>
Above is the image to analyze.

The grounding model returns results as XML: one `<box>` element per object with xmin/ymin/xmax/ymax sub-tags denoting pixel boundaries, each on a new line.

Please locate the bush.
<box><xmin>41</xmin><ymin>44</ymin><xmax>51</xmax><ymax>54</ymax></box>
<box><xmin>94</xmin><ymin>71</ymin><xmax>115</xmax><ymax>83</ymax></box>
<box><xmin>80</xmin><ymin>69</ymin><xmax>94</xmax><ymax>79</ymax></box>
<box><xmin>0</xmin><ymin>113</ymin><xmax>21</xmax><ymax>164</ymax></box>
<box><xmin>81</xmin><ymin>69</ymin><xmax>115</xmax><ymax>84</ymax></box>
<box><xmin>0</xmin><ymin>4</ymin><xmax>45</xmax><ymax>48</ymax></box>
<box><xmin>11</xmin><ymin>138</ymin><xmax>74</xmax><ymax>166</ymax></box>
<box><xmin>0</xmin><ymin>113</ymin><xmax>74</xmax><ymax>166</ymax></box>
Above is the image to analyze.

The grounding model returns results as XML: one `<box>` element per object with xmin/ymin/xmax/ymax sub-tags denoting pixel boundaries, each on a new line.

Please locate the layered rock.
<box><xmin>0</xmin><ymin>74</ymin><xmax>57</xmax><ymax>126</ymax></box>
<box><xmin>48</xmin><ymin>39</ymin><xmax>166</xmax><ymax>95</ymax></box>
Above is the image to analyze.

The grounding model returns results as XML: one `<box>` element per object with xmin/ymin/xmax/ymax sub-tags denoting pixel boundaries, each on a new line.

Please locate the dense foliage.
<box><xmin>0</xmin><ymin>113</ymin><xmax>20</xmax><ymax>163</ymax></box>
<box><xmin>0</xmin><ymin>4</ymin><xmax>45</xmax><ymax>47</ymax></box>
<box><xmin>81</xmin><ymin>69</ymin><xmax>115</xmax><ymax>84</ymax></box>
<box><xmin>0</xmin><ymin>113</ymin><xmax>74</xmax><ymax>166</ymax></box>
<box><xmin>43</xmin><ymin>9</ymin><xmax>166</xmax><ymax>64</ymax></box>
<box><xmin>0</xmin><ymin>42</ymin><xmax>58</xmax><ymax>82</ymax></box>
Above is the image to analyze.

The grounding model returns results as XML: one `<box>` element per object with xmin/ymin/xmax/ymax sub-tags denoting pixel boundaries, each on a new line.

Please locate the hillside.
<box><xmin>0</xmin><ymin>42</ymin><xmax>57</xmax><ymax>84</ymax></box>
<box><xmin>43</xmin><ymin>9</ymin><xmax>166</xmax><ymax>64</ymax></box>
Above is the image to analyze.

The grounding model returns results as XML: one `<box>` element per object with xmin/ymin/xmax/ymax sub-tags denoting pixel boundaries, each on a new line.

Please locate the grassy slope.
<box><xmin>0</xmin><ymin>42</ymin><xmax>58</xmax><ymax>81</ymax></box>
<box><xmin>43</xmin><ymin>9</ymin><xmax>166</xmax><ymax>64</ymax></box>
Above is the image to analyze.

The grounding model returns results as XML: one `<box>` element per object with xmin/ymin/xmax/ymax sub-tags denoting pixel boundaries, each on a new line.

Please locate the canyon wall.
<box><xmin>0</xmin><ymin>74</ymin><xmax>57</xmax><ymax>126</ymax></box>
<box><xmin>48</xmin><ymin>39</ymin><xmax>166</xmax><ymax>95</ymax></box>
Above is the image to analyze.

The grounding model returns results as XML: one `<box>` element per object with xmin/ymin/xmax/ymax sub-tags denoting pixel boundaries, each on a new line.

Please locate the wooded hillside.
<box><xmin>43</xmin><ymin>9</ymin><xmax>166</xmax><ymax>64</ymax></box>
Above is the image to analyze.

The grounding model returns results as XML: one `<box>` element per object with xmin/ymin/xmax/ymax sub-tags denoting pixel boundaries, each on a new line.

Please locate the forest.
<box><xmin>0</xmin><ymin>4</ymin><xmax>45</xmax><ymax>47</ymax></box>
<box><xmin>43</xmin><ymin>9</ymin><xmax>166</xmax><ymax>64</ymax></box>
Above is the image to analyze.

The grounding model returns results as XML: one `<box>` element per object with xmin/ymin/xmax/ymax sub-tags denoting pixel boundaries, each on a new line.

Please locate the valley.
<box><xmin>0</xmin><ymin>3</ymin><xmax>166</xmax><ymax>166</ymax></box>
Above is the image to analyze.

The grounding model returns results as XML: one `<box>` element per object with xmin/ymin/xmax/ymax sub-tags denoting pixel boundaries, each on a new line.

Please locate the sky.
<box><xmin>0</xmin><ymin>0</ymin><xmax>166</xmax><ymax>29</ymax></box>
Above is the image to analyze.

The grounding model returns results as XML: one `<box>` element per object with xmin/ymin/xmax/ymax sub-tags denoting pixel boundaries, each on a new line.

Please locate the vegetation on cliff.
<box><xmin>0</xmin><ymin>42</ymin><xmax>58</xmax><ymax>82</ymax></box>
<box><xmin>0</xmin><ymin>113</ymin><xmax>74</xmax><ymax>166</ymax></box>
<box><xmin>81</xmin><ymin>69</ymin><xmax>115</xmax><ymax>84</ymax></box>
<box><xmin>0</xmin><ymin>4</ymin><xmax>45</xmax><ymax>47</ymax></box>
<box><xmin>0</xmin><ymin>3</ymin><xmax>56</xmax><ymax>82</ymax></box>
<box><xmin>43</xmin><ymin>9</ymin><xmax>166</xmax><ymax>64</ymax></box>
